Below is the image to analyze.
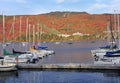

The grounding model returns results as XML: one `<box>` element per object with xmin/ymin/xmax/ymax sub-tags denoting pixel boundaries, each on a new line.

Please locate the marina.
<box><xmin>0</xmin><ymin>11</ymin><xmax>120</xmax><ymax>83</ymax></box>
<box><xmin>1</xmin><ymin>12</ymin><xmax>120</xmax><ymax>71</ymax></box>
<box><xmin>1</xmin><ymin>41</ymin><xmax>120</xmax><ymax>83</ymax></box>
<box><xmin>0</xmin><ymin>0</ymin><xmax>120</xmax><ymax>83</ymax></box>
<box><xmin>1</xmin><ymin>40</ymin><xmax>120</xmax><ymax>71</ymax></box>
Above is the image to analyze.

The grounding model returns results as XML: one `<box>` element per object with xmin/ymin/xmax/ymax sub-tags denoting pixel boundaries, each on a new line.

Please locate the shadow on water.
<box><xmin>0</xmin><ymin>71</ymin><xmax>18</xmax><ymax>83</ymax></box>
<box><xmin>19</xmin><ymin>68</ymin><xmax>120</xmax><ymax>77</ymax></box>
<box><xmin>0</xmin><ymin>69</ymin><xmax>120</xmax><ymax>83</ymax></box>
<box><xmin>12</xmin><ymin>69</ymin><xmax>120</xmax><ymax>83</ymax></box>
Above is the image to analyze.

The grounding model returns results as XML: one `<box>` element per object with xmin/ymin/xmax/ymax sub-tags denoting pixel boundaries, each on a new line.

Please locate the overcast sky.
<box><xmin>0</xmin><ymin>0</ymin><xmax>120</xmax><ymax>15</ymax></box>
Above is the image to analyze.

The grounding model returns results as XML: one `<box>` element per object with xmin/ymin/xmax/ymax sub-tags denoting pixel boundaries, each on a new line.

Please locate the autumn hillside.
<box><xmin>0</xmin><ymin>12</ymin><xmax>115</xmax><ymax>42</ymax></box>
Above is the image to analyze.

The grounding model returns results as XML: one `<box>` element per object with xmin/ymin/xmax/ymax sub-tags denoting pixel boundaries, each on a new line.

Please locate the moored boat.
<box><xmin>92</xmin><ymin>12</ymin><xmax>120</xmax><ymax>64</ymax></box>
<box><xmin>0</xmin><ymin>58</ymin><xmax>17</xmax><ymax>71</ymax></box>
<box><xmin>0</xmin><ymin>63</ymin><xmax>17</xmax><ymax>72</ymax></box>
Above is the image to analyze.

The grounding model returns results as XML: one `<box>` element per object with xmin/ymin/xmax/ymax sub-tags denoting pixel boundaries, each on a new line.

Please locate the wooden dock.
<box><xmin>17</xmin><ymin>63</ymin><xmax>120</xmax><ymax>70</ymax></box>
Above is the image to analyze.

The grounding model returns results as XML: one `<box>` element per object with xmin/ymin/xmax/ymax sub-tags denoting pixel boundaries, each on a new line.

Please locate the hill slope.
<box><xmin>0</xmin><ymin>12</ymin><xmax>115</xmax><ymax>42</ymax></box>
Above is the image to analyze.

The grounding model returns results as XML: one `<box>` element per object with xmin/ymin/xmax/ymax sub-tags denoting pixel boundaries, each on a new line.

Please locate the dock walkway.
<box><xmin>17</xmin><ymin>63</ymin><xmax>120</xmax><ymax>70</ymax></box>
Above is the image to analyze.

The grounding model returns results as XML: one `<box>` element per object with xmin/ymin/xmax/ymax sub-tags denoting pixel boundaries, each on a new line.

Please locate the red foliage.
<box><xmin>0</xmin><ymin>12</ymin><xmax>115</xmax><ymax>41</ymax></box>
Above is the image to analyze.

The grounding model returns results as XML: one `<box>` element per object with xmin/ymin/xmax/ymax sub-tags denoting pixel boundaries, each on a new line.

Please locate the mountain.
<box><xmin>0</xmin><ymin>11</ymin><xmax>116</xmax><ymax>42</ymax></box>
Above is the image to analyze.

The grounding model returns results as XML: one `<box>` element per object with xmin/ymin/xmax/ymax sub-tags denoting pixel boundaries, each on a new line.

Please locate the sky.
<box><xmin>0</xmin><ymin>0</ymin><xmax>120</xmax><ymax>15</ymax></box>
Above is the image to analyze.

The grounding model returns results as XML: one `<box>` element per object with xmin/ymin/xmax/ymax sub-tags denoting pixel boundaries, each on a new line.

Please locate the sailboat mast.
<box><xmin>28</xmin><ymin>24</ymin><xmax>31</xmax><ymax>43</ymax></box>
<box><xmin>37</xmin><ymin>23</ymin><xmax>40</xmax><ymax>45</ymax></box>
<box><xmin>2</xmin><ymin>12</ymin><xmax>5</xmax><ymax>44</ymax></box>
<box><xmin>33</xmin><ymin>25</ymin><xmax>35</xmax><ymax>44</ymax></box>
<box><xmin>114</xmin><ymin>10</ymin><xmax>117</xmax><ymax>41</ymax></box>
<box><xmin>12</xmin><ymin>16</ymin><xmax>15</xmax><ymax>49</ymax></box>
<box><xmin>26</xmin><ymin>17</ymin><xmax>29</xmax><ymax>42</ymax></box>
<box><xmin>19</xmin><ymin>16</ymin><xmax>22</xmax><ymax>42</ymax></box>
<box><xmin>19</xmin><ymin>16</ymin><xmax>22</xmax><ymax>50</ymax></box>
<box><xmin>107</xmin><ymin>22</ymin><xmax>111</xmax><ymax>45</ymax></box>
<box><xmin>39</xmin><ymin>24</ymin><xmax>42</xmax><ymax>45</ymax></box>
<box><xmin>39</xmin><ymin>24</ymin><xmax>43</xmax><ymax>45</ymax></box>
<box><xmin>117</xmin><ymin>12</ymin><xmax>120</xmax><ymax>49</ymax></box>
<box><xmin>12</xmin><ymin>16</ymin><xmax>15</xmax><ymax>42</ymax></box>
<box><xmin>110</xmin><ymin>15</ymin><xmax>115</xmax><ymax>49</ymax></box>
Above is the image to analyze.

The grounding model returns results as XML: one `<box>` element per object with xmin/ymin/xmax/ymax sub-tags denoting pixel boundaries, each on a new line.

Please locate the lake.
<box><xmin>0</xmin><ymin>40</ymin><xmax>120</xmax><ymax>83</ymax></box>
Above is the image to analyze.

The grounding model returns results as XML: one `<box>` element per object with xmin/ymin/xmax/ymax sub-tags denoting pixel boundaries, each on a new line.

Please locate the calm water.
<box><xmin>1</xmin><ymin>40</ymin><xmax>120</xmax><ymax>83</ymax></box>
<box><xmin>0</xmin><ymin>40</ymin><xmax>104</xmax><ymax>64</ymax></box>
<box><xmin>0</xmin><ymin>70</ymin><xmax>120</xmax><ymax>83</ymax></box>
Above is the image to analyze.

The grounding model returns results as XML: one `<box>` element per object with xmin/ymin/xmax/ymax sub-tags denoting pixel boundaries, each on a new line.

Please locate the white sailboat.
<box><xmin>0</xmin><ymin>63</ymin><xmax>16</xmax><ymax>71</ymax></box>
<box><xmin>35</xmin><ymin>23</ymin><xmax>55</xmax><ymax>55</ymax></box>
<box><xmin>0</xmin><ymin>12</ymin><xmax>17</xmax><ymax>71</ymax></box>
<box><xmin>91</xmin><ymin>11</ymin><xmax>120</xmax><ymax>64</ymax></box>
<box><xmin>91</xmin><ymin>20</ymin><xmax>118</xmax><ymax>59</ymax></box>
<box><xmin>10</xmin><ymin>17</ymin><xmax>40</xmax><ymax>63</ymax></box>
<box><xmin>29</xmin><ymin>24</ymin><xmax>47</xmax><ymax>59</ymax></box>
<box><xmin>1</xmin><ymin>15</ymin><xmax>40</xmax><ymax>64</ymax></box>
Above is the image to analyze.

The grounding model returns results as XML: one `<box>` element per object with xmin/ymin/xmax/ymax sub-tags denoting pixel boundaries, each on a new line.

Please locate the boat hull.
<box><xmin>0</xmin><ymin>64</ymin><xmax>17</xmax><ymax>71</ymax></box>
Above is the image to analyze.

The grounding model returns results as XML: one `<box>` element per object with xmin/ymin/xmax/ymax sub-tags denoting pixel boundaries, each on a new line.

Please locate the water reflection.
<box><xmin>2</xmin><ymin>70</ymin><xmax>120</xmax><ymax>83</ymax></box>
<box><xmin>0</xmin><ymin>71</ymin><xmax>18</xmax><ymax>83</ymax></box>
<box><xmin>0</xmin><ymin>68</ymin><xmax>120</xmax><ymax>83</ymax></box>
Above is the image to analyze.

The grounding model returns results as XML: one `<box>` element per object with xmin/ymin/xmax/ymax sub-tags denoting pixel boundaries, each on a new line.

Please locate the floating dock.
<box><xmin>17</xmin><ymin>63</ymin><xmax>120</xmax><ymax>70</ymax></box>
